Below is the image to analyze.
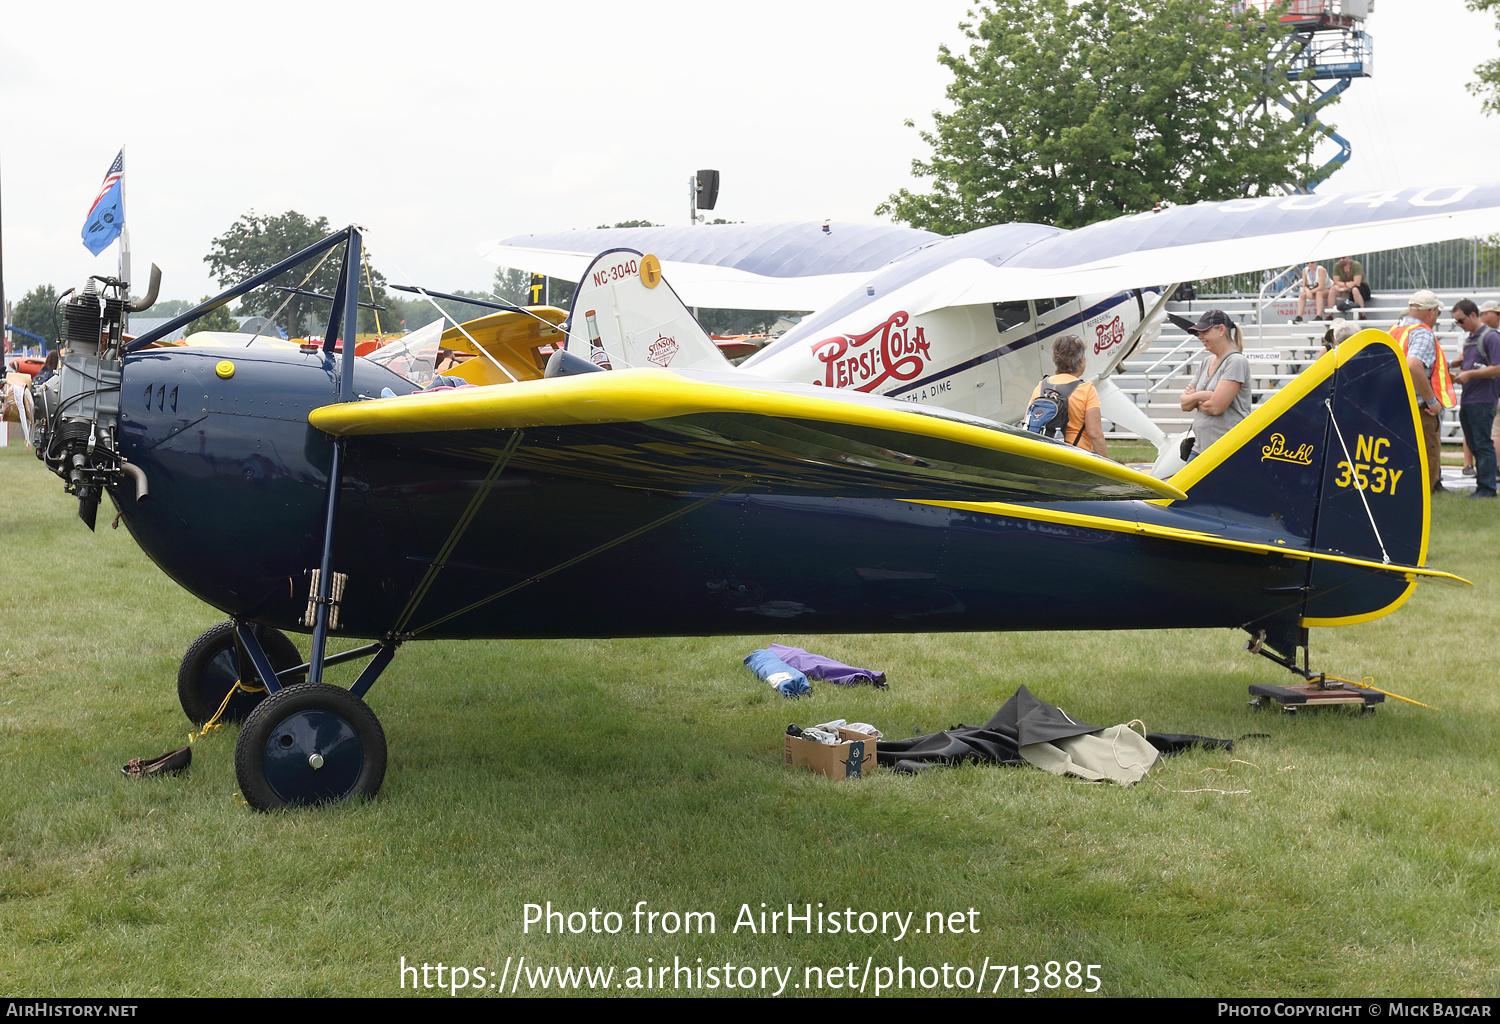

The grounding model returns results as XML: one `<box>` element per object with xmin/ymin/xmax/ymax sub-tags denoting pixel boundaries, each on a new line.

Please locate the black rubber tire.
<box><xmin>234</xmin><ymin>682</ymin><xmax>387</xmax><ymax>812</ymax></box>
<box><xmin>177</xmin><ymin>622</ymin><xmax>304</xmax><ymax>726</ymax></box>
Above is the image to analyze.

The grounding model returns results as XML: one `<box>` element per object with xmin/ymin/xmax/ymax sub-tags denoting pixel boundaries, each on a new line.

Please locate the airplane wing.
<box><xmin>484</xmin><ymin>184</ymin><xmax>1500</xmax><ymax>319</ymax></box>
<box><xmin>910</xmin><ymin>183</ymin><xmax>1500</xmax><ymax>312</ymax></box>
<box><xmin>310</xmin><ymin>367</ymin><xmax>1185</xmax><ymax>502</ymax></box>
<box><xmin>477</xmin><ymin>221</ymin><xmax>943</xmax><ymax>310</ymax></box>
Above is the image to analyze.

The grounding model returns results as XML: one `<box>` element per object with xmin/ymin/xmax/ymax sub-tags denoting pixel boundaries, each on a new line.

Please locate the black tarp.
<box><xmin>875</xmin><ymin>685</ymin><xmax>1232</xmax><ymax>770</ymax></box>
<box><xmin>875</xmin><ymin>685</ymin><xmax>1098</xmax><ymax>768</ymax></box>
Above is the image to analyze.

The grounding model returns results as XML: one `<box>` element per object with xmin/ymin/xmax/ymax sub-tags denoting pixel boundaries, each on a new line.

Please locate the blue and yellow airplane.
<box><xmin>24</xmin><ymin>222</ymin><xmax>1460</xmax><ymax>810</ymax></box>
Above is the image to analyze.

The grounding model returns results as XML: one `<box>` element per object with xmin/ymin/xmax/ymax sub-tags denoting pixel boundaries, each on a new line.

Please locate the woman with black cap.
<box><xmin>1178</xmin><ymin>309</ymin><xmax>1251</xmax><ymax>461</ymax></box>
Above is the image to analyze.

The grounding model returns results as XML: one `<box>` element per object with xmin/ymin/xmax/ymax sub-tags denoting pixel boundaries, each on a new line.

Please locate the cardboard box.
<box><xmin>783</xmin><ymin>727</ymin><xmax>878</xmax><ymax>778</ymax></box>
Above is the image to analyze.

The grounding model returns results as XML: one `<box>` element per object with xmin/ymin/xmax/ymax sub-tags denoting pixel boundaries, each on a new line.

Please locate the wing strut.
<box><xmin>403</xmin><ymin>481</ymin><xmax>742</xmax><ymax>639</ymax></box>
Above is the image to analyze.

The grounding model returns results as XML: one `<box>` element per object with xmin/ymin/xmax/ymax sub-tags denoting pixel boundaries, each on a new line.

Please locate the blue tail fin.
<box><xmin>1169</xmin><ymin>330</ymin><xmax>1428</xmax><ymax>626</ymax></box>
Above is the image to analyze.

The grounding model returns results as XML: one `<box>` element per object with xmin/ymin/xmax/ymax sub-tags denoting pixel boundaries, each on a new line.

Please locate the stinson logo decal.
<box><xmin>810</xmin><ymin>311</ymin><xmax>930</xmax><ymax>391</ymax></box>
<box><xmin>1260</xmin><ymin>433</ymin><xmax>1315</xmax><ymax>465</ymax></box>
<box><xmin>647</xmin><ymin>334</ymin><xmax>679</xmax><ymax>367</ymax></box>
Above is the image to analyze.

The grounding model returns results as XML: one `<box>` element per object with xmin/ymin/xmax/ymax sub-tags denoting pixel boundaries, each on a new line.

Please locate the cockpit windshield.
<box><xmin>364</xmin><ymin>320</ymin><xmax>446</xmax><ymax>384</ymax></box>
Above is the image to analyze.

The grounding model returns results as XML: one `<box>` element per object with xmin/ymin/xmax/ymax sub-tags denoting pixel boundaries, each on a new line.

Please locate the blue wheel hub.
<box><xmin>262</xmin><ymin>709</ymin><xmax>364</xmax><ymax>804</ymax></box>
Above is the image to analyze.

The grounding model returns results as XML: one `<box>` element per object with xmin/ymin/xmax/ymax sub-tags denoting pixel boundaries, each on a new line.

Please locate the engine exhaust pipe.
<box><xmin>129</xmin><ymin>264</ymin><xmax>162</xmax><ymax>313</ymax></box>
<box><xmin>121</xmin><ymin>460</ymin><xmax>148</xmax><ymax>502</ymax></box>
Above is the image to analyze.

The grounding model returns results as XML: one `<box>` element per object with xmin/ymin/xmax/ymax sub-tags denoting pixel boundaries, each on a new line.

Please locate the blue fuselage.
<box><xmin>111</xmin><ymin>342</ymin><xmax>1319</xmax><ymax>643</ymax></box>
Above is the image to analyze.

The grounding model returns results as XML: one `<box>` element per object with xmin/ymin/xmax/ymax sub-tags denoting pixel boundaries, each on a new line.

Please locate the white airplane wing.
<box><xmin>482</xmin><ymin>184</ymin><xmax>1500</xmax><ymax>327</ymax></box>
<box><xmin>916</xmin><ymin>184</ymin><xmax>1500</xmax><ymax>311</ymax></box>
<box><xmin>478</xmin><ymin>221</ymin><xmax>943</xmax><ymax>310</ymax></box>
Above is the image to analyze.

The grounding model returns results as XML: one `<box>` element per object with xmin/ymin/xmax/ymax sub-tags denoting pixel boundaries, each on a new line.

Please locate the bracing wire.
<box><xmin>1323</xmin><ymin>397</ymin><xmax>1391</xmax><ymax>564</ymax></box>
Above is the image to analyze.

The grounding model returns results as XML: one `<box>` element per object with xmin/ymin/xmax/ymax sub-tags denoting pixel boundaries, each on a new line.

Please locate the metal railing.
<box><xmin>1254</xmin><ymin>263</ymin><xmax>1302</xmax><ymax>341</ymax></box>
<box><xmin>1133</xmin><ymin>334</ymin><xmax>1207</xmax><ymax>397</ymax></box>
<box><xmin>1197</xmin><ymin>238</ymin><xmax>1500</xmax><ymax>297</ymax></box>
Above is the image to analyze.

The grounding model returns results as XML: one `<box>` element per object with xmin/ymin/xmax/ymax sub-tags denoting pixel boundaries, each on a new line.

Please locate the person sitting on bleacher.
<box><xmin>1293</xmin><ymin>261</ymin><xmax>1330</xmax><ymax>323</ymax></box>
<box><xmin>1331</xmin><ymin>256</ymin><xmax>1372</xmax><ymax>314</ymax></box>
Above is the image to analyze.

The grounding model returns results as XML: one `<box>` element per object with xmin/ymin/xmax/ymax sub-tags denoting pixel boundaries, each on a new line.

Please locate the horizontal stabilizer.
<box><xmin>439</xmin><ymin>307</ymin><xmax>568</xmax><ymax>385</ymax></box>
<box><xmin>310</xmin><ymin>368</ymin><xmax>1185</xmax><ymax>503</ymax></box>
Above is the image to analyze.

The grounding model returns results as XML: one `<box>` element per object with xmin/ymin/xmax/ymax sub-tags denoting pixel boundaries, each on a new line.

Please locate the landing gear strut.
<box><xmin>1243</xmin><ymin>626</ymin><xmax>1384</xmax><ymax>715</ymax></box>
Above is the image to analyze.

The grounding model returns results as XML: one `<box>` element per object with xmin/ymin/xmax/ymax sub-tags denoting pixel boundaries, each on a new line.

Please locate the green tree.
<box><xmin>11</xmin><ymin>285</ymin><xmax>60</xmax><ymax>349</ymax></box>
<box><xmin>489</xmin><ymin>266</ymin><xmax>575</xmax><ymax>311</ymax></box>
<box><xmin>695</xmin><ymin>308</ymin><xmax>803</xmax><ymax>337</ymax></box>
<box><xmin>878</xmin><ymin>0</ymin><xmax>1323</xmax><ymax>232</ymax></box>
<box><xmin>1477</xmin><ymin>235</ymin><xmax>1500</xmax><ymax>287</ymax></box>
<box><xmin>203</xmin><ymin>210</ymin><xmax>394</xmax><ymax>338</ymax></box>
<box><xmin>184</xmin><ymin>296</ymin><xmax>240</xmax><ymax>336</ymax></box>
<box><xmin>544</xmin><ymin>278</ymin><xmax>576</xmax><ymax>310</ymax></box>
<box><xmin>1468</xmin><ymin>0</ymin><xmax>1500</xmax><ymax>115</ymax></box>
<box><xmin>141</xmin><ymin>299</ymin><xmax>195</xmax><ymax>319</ymax></box>
<box><xmin>399</xmin><ymin>289</ymin><xmax>504</xmax><ymax>331</ymax></box>
<box><xmin>492</xmin><ymin>268</ymin><xmax>533</xmax><ymax>305</ymax></box>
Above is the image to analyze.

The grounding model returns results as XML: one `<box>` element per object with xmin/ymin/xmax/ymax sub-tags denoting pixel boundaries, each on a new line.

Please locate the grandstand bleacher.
<box><xmin>1108</xmin><ymin>287</ymin><xmax>1500</xmax><ymax>448</ymax></box>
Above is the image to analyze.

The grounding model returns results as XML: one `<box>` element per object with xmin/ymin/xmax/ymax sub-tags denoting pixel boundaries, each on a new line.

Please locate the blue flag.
<box><xmin>81</xmin><ymin>150</ymin><xmax>124</xmax><ymax>256</ymax></box>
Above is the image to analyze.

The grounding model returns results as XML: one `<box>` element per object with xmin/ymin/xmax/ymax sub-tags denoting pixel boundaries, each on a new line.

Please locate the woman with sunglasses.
<box><xmin>1178</xmin><ymin>310</ymin><xmax>1252</xmax><ymax>462</ymax></box>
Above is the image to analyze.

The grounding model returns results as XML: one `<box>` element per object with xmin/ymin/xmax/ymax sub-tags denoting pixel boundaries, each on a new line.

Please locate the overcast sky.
<box><xmin>1</xmin><ymin>0</ymin><xmax>1495</xmax><ymax>307</ymax></box>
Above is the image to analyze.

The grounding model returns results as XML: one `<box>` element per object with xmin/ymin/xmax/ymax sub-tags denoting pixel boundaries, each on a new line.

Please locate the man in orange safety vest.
<box><xmin>1389</xmin><ymin>290</ymin><xmax>1454</xmax><ymax>493</ymax></box>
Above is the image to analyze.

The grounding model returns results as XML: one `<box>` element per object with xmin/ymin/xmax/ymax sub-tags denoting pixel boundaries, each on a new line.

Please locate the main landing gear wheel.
<box><xmin>178</xmin><ymin>622</ymin><xmax>304</xmax><ymax>726</ymax></box>
<box><xmin>234</xmin><ymin>683</ymin><xmax>387</xmax><ymax>812</ymax></box>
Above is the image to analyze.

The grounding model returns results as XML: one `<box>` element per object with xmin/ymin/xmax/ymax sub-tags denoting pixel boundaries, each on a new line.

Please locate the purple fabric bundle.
<box><xmin>769</xmin><ymin>644</ymin><xmax>887</xmax><ymax>688</ymax></box>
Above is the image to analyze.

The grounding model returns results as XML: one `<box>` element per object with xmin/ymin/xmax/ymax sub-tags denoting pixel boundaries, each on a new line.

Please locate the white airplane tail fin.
<box><xmin>565</xmin><ymin>249</ymin><xmax>733</xmax><ymax>372</ymax></box>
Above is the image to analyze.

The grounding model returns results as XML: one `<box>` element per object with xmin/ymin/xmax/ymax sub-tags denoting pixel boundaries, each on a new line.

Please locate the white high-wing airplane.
<box><xmin>480</xmin><ymin>185</ymin><xmax>1500</xmax><ymax>471</ymax></box>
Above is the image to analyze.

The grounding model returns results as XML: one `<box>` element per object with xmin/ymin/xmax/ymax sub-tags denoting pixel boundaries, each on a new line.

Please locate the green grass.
<box><xmin>1105</xmin><ymin>441</ymin><xmax>1159</xmax><ymax>465</ymax></box>
<box><xmin>1</xmin><ymin>441</ymin><xmax>1497</xmax><ymax>998</ymax></box>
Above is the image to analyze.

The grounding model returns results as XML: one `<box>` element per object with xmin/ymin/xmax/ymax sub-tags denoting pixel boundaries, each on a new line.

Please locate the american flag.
<box><xmin>81</xmin><ymin>149</ymin><xmax>125</xmax><ymax>256</ymax></box>
<box><xmin>87</xmin><ymin>151</ymin><xmax>124</xmax><ymax>218</ymax></box>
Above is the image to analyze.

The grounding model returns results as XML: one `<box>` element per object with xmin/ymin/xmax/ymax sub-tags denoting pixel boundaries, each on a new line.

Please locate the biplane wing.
<box><xmin>309</xmin><ymin>366</ymin><xmax>1185</xmax><ymax>502</ymax></box>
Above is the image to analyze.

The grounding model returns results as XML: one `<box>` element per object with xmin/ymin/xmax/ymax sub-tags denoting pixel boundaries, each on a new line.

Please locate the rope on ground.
<box><xmin>187</xmin><ymin>678</ymin><xmax>267</xmax><ymax>744</ymax></box>
<box><xmin>1323</xmin><ymin>673</ymin><xmax>1437</xmax><ymax>710</ymax></box>
<box><xmin>1116</xmin><ymin>719</ymin><xmax>1156</xmax><ymax>776</ymax></box>
<box><xmin>1147</xmin><ymin>749</ymin><xmax>1261</xmax><ymax>795</ymax></box>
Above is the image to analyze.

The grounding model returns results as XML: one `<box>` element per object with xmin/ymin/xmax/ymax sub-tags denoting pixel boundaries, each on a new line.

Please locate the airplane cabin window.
<box><xmin>1033</xmin><ymin>297</ymin><xmax>1077</xmax><ymax>316</ymax></box>
<box><xmin>993</xmin><ymin>301</ymin><xmax>1030</xmax><ymax>333</ymax></box>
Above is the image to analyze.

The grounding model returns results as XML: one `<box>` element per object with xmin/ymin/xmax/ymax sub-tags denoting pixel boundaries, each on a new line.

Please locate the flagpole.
<box><xmin>118</xmin><ymin>144</ymin><xmax>130</xmax><ymax>333</ymax></box>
